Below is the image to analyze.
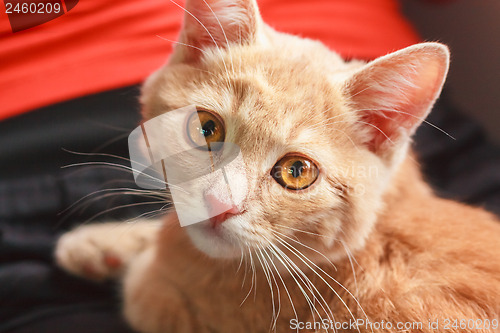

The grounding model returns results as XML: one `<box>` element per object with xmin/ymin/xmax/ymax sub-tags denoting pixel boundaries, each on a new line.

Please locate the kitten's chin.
<box><xmin>185</xmin><ymin>222</ymin><xmax>242</xmax><ymax>259</ymax></box>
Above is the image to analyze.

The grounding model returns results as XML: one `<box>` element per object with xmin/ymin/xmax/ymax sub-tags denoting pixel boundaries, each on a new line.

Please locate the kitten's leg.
<box><xmin>123</xmin><ymin>247</ymin><xmax>202</xmax><ymax>333</ymax></box>
<box><xmin>55</xmin><ymin>220</ymin><xmax>161</xmax><ymax>281</ymax></box>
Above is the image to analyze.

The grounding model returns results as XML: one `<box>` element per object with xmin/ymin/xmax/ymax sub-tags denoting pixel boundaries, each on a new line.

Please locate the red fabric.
<box><xmin>0</xmin><ymin>0</ymin><xmax>421</xmax><ymax>120</ymax></box>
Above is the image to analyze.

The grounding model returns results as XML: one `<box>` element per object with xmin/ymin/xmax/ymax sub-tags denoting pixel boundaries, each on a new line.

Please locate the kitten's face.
<box><xmin>140</xmin><ymin>0</ymin><xmax>449</xmax><ymax>260</ymax></box>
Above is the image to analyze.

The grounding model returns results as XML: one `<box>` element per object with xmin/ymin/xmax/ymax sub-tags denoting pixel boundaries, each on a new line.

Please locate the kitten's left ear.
<box><xmin>345</xmin><ymin>43</ymin><xmax>450</xmax><ymax>160</ymax></box>
<box><xmin>170</xmin><ymin>0</ymin><xmax>263</xmax><ymax>64</ymax></box>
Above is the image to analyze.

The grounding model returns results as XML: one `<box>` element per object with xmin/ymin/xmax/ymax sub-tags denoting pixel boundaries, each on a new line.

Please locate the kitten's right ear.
<box><xmin>170</xmin><ymin>0</ymin><xmax>263</xmax><ymax>64</ymax></box>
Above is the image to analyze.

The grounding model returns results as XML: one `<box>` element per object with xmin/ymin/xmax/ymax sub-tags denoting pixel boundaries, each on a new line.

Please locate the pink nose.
<box><xmin>205</xmin><ymin>193</ymin><xmax>240</xmax><ymax>227</ymax></box>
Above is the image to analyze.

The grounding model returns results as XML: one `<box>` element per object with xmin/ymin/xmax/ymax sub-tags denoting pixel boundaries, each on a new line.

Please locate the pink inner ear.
<box><xmin>349</xmin><ymin>46</ymin><xmax>449</xmax><ymax>153</ymax></box>
<box><xmin>361</xmin><ymin>86</ymin><xmax>432</xmax><ymax>151</ymax></box>
<box><xmin>175</xmin><ymin>0</ymin><xmax>259</xmax><ymax>63</ymax></box>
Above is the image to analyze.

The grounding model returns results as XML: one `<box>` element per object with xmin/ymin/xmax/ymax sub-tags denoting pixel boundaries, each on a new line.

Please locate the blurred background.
<box><xmin>404</xmin><ymin>0</ymin><xmax>500</xmax><ymax>143</ymax></box>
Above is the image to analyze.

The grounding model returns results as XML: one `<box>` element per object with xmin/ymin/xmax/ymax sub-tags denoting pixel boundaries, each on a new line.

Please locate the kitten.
<box><xmin>55</xmin><ymin>0</ymin><xmax>500</xmax><ymax>332</ymax></box>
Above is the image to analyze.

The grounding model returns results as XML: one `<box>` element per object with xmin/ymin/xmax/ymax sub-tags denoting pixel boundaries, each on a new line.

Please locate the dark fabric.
<box><xmin>0</xmin><ymin>86</ymin><xmax>499</xmax><ymax>333</ymax></box>
<box><xmin>415</xmin><ymin>92</ymin><xmax>500</xmax><ymax>216</ymax></box>
<box><xmin>0</xmin><ymin>86</ymin><xmax>157</xmax><ymax>333</ymax></box>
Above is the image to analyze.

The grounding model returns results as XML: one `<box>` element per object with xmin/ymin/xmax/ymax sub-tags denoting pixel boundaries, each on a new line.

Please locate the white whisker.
<box><xmin>255</xmin><ymin>248</ymin><xmax>278</xmax><ymax>330</ymax></box>
<box><xmin>266</xmin><ymin>239</ymin><xmax>334</xmax><ymax>331</ymax></box>
<box><xmin>273</xmin><ymin>233</ymin><xmax>373</xmax><ymax>333</ymax></box>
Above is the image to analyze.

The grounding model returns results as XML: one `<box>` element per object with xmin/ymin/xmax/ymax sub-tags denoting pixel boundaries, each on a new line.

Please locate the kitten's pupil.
<box><xmin>188</xmin><ymin>110</ymin><xmax>225</xmax><ymax>150</ymax></box>
<box><xmin>290</xmin><ymin>161</ymin><xmax>303</xmax><ymax>178</ymax></box>
<box><xmin>201</xmin><ymin>120</ymin><xmax>216</xmax><ymax>137</ymax></box>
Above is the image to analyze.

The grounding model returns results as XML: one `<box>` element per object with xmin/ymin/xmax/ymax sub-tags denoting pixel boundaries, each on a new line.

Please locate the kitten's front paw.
<box><xmin>55</xmin><ymin>223</ymin><xmax>157</xmax><ymax>281</ymax></box>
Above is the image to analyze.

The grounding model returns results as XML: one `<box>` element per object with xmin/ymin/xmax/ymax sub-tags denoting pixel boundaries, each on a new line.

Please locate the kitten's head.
<box><xmin>140</xmin><ymin>0</ymin><xmax>449</xmax><ymax>260</ymax></box>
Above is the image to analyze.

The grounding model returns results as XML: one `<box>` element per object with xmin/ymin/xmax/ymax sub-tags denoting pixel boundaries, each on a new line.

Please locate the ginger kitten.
<box><xmin>56</xmin><ymin>0</ymin><xmax>500</xmax><ymax>332</ymax></box>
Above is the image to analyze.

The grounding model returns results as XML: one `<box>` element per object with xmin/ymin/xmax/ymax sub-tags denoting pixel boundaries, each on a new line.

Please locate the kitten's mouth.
<box><xmin>209</xmin><ymin>207</ymin><xmax>244</xmax><ymax>228</ymax></box>
<box><xmin>186</xmin><ymin>209</ymin><xmax>248</xmax><ymax>258</ymax></box>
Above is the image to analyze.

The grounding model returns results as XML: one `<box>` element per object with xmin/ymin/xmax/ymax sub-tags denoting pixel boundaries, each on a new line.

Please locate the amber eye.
<box><xmin>187</xmin><ymin>110</ymin><xmax>225</xmax><ymax>150</ymax></box>
<box><xmin>271</xmin><ymin>154</ymin><xmax>319</xmax><ymax>190</ymax></box>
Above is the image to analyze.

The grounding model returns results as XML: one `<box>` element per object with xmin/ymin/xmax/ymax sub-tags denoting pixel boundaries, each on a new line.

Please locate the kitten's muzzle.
<box><xmin>205</xmin><ymin>193</ymin><xmax>242</xmax><ymax>227</ymax></box>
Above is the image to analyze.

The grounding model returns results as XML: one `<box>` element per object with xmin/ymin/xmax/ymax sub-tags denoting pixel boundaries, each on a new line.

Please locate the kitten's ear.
<box><xmin>170</xmin><ymin>0</ymin><xmax>262</xmax><ymax>64</ymax></box>
<box><xmin>345</xmin><ymin>43</ymin><xmax>449</xmax><ymax>158</ymax></box>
